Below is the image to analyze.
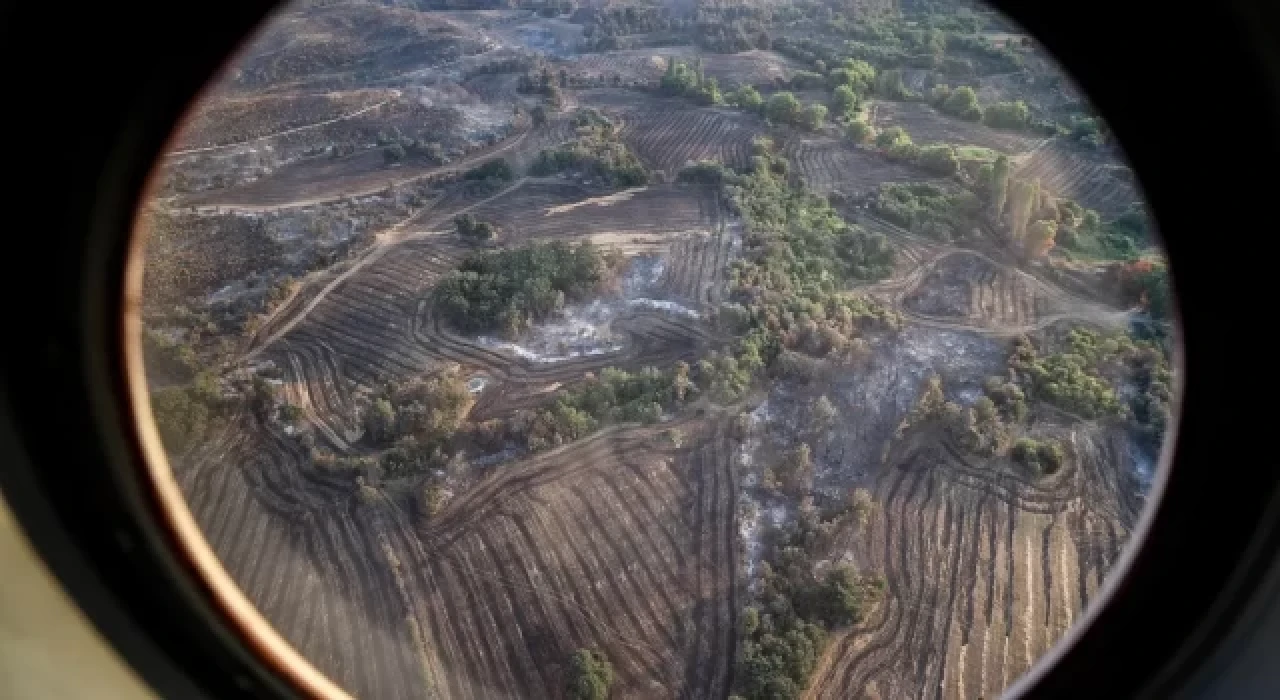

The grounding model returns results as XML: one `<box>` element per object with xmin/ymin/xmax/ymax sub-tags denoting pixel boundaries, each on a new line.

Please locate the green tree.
<box><xmin>150</xmin><ymin>387</ymin><xmax>211</xmax><ymax>454</ymax></box>
<box><xmin>990</xmin><ymin>155</ymin><xmax>1011</xmax><ymax>218</ymax></box>
<box><xmin>729</xmin><ymin>85</ymin><xmax>764</xmax><ymax>112</ymax></box>
<box><xmin>831</xmin><ymin>85</ymin><xmax>858</xmax><ymax>118</ymax></box>
<box><xmin>941</xmin><ymin>86</ymin><xmax>983</xmax><ymax>121</ymax></box>
<box><xmin>845</xmin><ymin>120</ymin><xmax>875</xmax><ymax>145</ymax></box>
<box><xmin>766</xmin><ymin>92</ymin><xmax>802</xmax><ymax>125</ymax></box>
<box><xmin>800</xmin><ymin>103</ymin><xmax>828</xmax><ymax>131</ymax></box>
<box><xmin>566</xmin><ymin>648</ymin><xmax>613</xmax><ymax>700</ymax></box>
<box><xmin>875</xmin><ymin>126</ymin><xmax>910</xmax><ymax>149</ymax></box>
<box><xmin>812</xmin><ymin>565</ymin><xmax>883</xmax><ymax>627</ymax></box>
<box><xmin>829</xmin><ymin>59</ymin><xmax>876</xmax><ymax>94</ymax></box>
<box><xmin>916</xmin><ymin>145</ymin><xmax>959</xmax><ymax>175</ymax></box>
<box><xmin>984</xmin><ymin>101</ymin><xmax>1031</xmax><ymax>129</ymax></box>
<box><xmin>874</xmin><ymin>69</ymin><xmax>907</xmax><ymax>99</ymax></box>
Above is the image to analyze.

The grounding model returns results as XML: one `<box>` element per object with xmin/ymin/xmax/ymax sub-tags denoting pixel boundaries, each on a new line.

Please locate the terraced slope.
<box><xmin>807</xmin><ymin>426</ymin><xmax>1139</xmax><ymax>700</ymax></box>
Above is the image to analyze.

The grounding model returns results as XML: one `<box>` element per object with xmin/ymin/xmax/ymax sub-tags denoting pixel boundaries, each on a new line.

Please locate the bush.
<box><xmin>827</xmin><ymin>59</ymin><xmax>876</xmax><ymax>94</ymax></box>
<box><xmin>831</xmin><ymin>85</ymin><xmax>859</xmax><ymax>119</ymax></box>
<box><xmin>517</xmin><ymin>365</ymin><xmax>690</xmax><ymax>450</ymax></box>
<box><xmin>677</xmin><ymin>161</ymin><xmax>732</xmax><ymax>185</ymax></box>
<box><xmin>1012</xmin><ymin>437</ymin><xmax>1065</xmax><ymax>474</ymax></box>
<box><xmin>728</xmin><ymin>85</ymin><xmax>764</xmax><ymax>112</ymax></box>
<box><xmin>530</xmin><ymin>111</ymin><xmax>648</xmax><ymax>186</ymax></box>
<box><xmin>734</xmin><ymin>512</ymin><xmax>884</xmax><ymax>700</ymax></box>
<box><xmin>530</xmin><ymin>104</ymin><xmax>548</xmax><ymax>127</ymax></box>
<box><xmin>915</xmin><ymin>144</ymin><xmax>959</xmax><ymax>175</ymax></box>
<box><xmin>874</xmin><ymin>69</ymin><xmax>908</xmax><ymax>99</ymax></box>
<box><xmin>463</xmin><ymin>159</ymin><xmax>514</xmax><ymax>182</ymax></box>
<box><xmin>800</xmin><ymin>103</ymin><xmax>828</xmax><ymax>131</ymax></box>
<box><xmin>566</xmin><ymin>649</ymin><xmax>613</xmax><ymax>700</ymax></box>
<box><xmin>875</xmin><ymin>126</ymin><xmax>910</xmax><ymax>148</ymax></box>
<box><xmin>872</xmin><ymin>183</ymin><xmax>982</xmax><ymax>241</ymax></box>
<box><xmin>940</xmin><ymin>86</ymin><xmax>983</xmax><ymax>121</ymax></box>
<box><xmin>454</xmin><ymin>214</ymin><xmax>496</xmax><ymax>242</ymax></box>
<box><xmin>983</xmin><ymin>101</ymin><xmax>1031</xmax><ymax>129</ymax></box>
<box><xmin>845</xmin><ymin>120</ymin><xmax>874</xmax><ymax>145</ymax></box>
<box><xmin>382</xmin><ymin>143</ymin><xmax>405</xmax><ymax>164</ymax></box>
<box><xmin>766</xmin><ymin>92</ymin><xmax>802</xmax><ymax>125</ymax></box>
<box><xmin>150</xmin><ymin>386</ymin><xmax>212</xmax><ymax>454</ymax></box>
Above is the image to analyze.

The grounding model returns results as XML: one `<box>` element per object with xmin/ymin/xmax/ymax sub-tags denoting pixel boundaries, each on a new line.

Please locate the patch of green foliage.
<box><xmin>872</xmin><ymin>183</ymin><xmax>982</xmax><ymax>241</ymax></box>
<box><xmin>729</xmin><ymin>144</ymin><xmax>896</xmax><ymax>292</ymax></box>
<box><xmin>735</xmin><ymin>509</ymin><xmax>885</xmax><ymax>700</ymax></box>
<box><xmin>150</xmin><ymin>372</ymin><xmax>240</xmax><ymax>455</ymax></box>
<box><xmin>433</xmin><ymin>241</ymin><xmax>617</xmax><ymax>338</ymax></box>
<box><xmin>142</xmin><ymin>329</ymin><xmax>199</xmax><ymax>381</ymax></box>
<box><xmin>565</xmin><ymin>649</ymin><xmax>614</xmax><ymax>700</ymax></box>
<box><xmin>529</xmin><ymin>109</ymin><xmax>648</xmax><ymax>185</ymax></box>
<box><xmin>660</xmin><ymin>58</ymin><xmax>723</xmax><ymax>105</ymax></box>
<box><xmin>938</xmin><ymin>85</ymin><xmax>983</xmax><ymax>121</ymax></box>
<box><xmin>453</xmin><ymin>213</ymin><xmax>495</xmax><ymax>242</ymax></box>
<box><xmin>983</xmin><ymin>100</ymin><xmax>1031</xmax><ymax>129</ymax></box>
<box><xmin>1012</xmin><ymin>437</ymin><xmax>1066</xmax><ymax>474</ymax></box>
<box><xmin>515</xmin><ymin>364</ymin><xmax>692</xmax><ymax>451</ymax></box>
<box><xmin>677</xmin><ymin>160</ymin><xmax>733</xmax><ymax>185</ymax></box>
<box><xmin>463</xmin><ymin>158</ymin><xmax>514</xmax><ymax>182</ymax></box>
<box><xmin>1056</xmin><ymin>203</ymin><xmax>1153</xmax><ymax>262</ymax></box>
<box><xmin>1009</xmin><ymin>329</ymin><xmax>1172</xmax><ymax>441</ymax></box>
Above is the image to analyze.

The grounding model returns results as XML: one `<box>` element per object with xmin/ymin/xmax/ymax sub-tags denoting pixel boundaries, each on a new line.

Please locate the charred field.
<box><xmin>139</xmin><ymin>2</ymin><xmax>1175</xmax><ymax>699</ymax></box>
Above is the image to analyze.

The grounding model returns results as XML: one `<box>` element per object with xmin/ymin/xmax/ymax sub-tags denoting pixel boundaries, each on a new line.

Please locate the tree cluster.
<box><xmin>1011</xmin><ymin>437</ymin><xmax>1066</xmax><ymax>474</ymax></box>
<box><xmin>453</xmin><ymin>213</ymin><xmax>496</xmax><ymax>242</ymax></box>
<box><xmin>872</xmin><ymin>182</ymin><xmax>983</xmax><ymax>241</ymax></box>
<box><xmin>529</xmin><ymin>110</ymin><xmax>648</xmax><ymax>186</ymax></box>
<box><xmin>735</xmin><ymin>507</ymin><xmax>884</xmax><ymax>700</ymax></box>
<box><xmin>362</xmin><ymin>365</ymin><xmax>475</xmax><ymax>475</ymax></box>
<box><xmin>872</xmin><ymin>127</ymin><xmax>961</xmax><ymax>176</ymax></box>
<box><xmin>565</xmin><ymin>648</ymin><xmax>614</xmax><ymax>700</ymax></box>
<box><xmin>660</xmin><ymin>58</ymin><xmax>723</xmax><ymax>105</ymax></box>
<box><xmin>433</xmin><ymin>241</ymin><xmax>619</xmax><ymax>338</ymax></box>
<box><xmin>513</xmin><ymin>364</ymin><xmax>690</xmax><ymax>451</ymax></box>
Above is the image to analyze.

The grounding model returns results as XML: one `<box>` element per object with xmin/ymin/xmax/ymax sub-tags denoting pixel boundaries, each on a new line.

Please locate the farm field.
<box><xmin>868</xmin><ymin>100</ymin><xmax>1043</xmax><ymax>154</ymax></box>
<box><xmin>570</xmin><ymin>47</ymin><xmax>800</xmax><ymax>86</ymax></box>
<box><xmin>139</xmin><ymin>2</ymin><xmax>1176</xmax><ymax>700</ymax></box>
<box><xmin>1015</xmin><ymin>139</ymin><xmax>1140</xmax><ymax>217</ymax></box>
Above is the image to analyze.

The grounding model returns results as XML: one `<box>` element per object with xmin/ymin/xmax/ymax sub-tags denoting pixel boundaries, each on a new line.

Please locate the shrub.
<box><xmin>434</xmin><ymin>241</ymin><xmax>615</xmax><ymax>337</ymax></box>
<box><xmin>454</xmin><ymin>214</ymin><xmax>496</xmax><ymax>242</ymax></box>
<box><xmin>940</xmin><ymin>86</ymin><xmax>983</xmax><ymax>121</ymax></box>
<box><xmin>463</xmin><ymin>158</ymin><xmax>514</xmax><ymax>182</ymax></box>
<box><xmin>766</xmin><ymin>92</ymin><xmax>802</xmax><ymax>124</ymax></box>
<box><xmin>915</xmin><ymin>145</ymin><xmax>959</xmax><ymax>175</ymax></box>
<box><xmin>845</xmin><ymin>120</ymin><xmax>875</xmax><ymax>144</ymax></box>
<box><xmin>875</xmin><ymin>126</ymin><xmax>910</xmax><ymax>148</ymax></box>
<box><xmin>800</xmin><ymin>103</ymin><xmax>828</xmax><ymax>131</ymax></box>
<box><xmin>728</xmin><ymin>85</ymin><xmax>764</xmax><ymax>112</ymax></box>
<box><xmin>831</xmin><ymin>85</ymin><xmax>859</xmax><ymax>119</ymax></box>
<box><xmin>565</xmin><ymin>649</ymin><xmax>613</xmax><ymax>700</ymax></box>
<box><xmin>677</xmin><ymin>161</ymin><xmax>732</xmax><ymax>184</ymax></box>
<box><xmin>983</xmin><ymin>101</ymin><xmax>1031</xmax><ymax>129</ymax></box>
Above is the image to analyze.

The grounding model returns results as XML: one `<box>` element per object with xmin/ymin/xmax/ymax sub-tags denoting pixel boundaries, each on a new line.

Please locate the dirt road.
<box><xmin>169</xmin><ymin>94</ymin><xmax>399</xmax><ymax>156</ymax></box>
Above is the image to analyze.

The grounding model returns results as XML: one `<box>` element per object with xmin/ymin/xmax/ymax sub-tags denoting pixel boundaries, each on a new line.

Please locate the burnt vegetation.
<box><xmin>140</xmin><ymin>1</ymin><xmax>1176</xmax><ymax>699</ymax></box>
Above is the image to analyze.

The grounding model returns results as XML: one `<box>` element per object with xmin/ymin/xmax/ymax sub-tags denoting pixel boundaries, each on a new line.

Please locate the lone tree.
<box><xmin>566</xmin><ymin>648</ymin><xmax>613</xmax><ymax>700</ymax></box>
<box><xmin>765</xmin><ymin>91</ymin><xmax>802</xmax><ymax>124</ymax></box>
<box><xmin>811</xmin><ymin>395</ymin><xmax>838</xmax><ymax>437</ymax></box>
<box><xmin>454</xmin><ymin>214</ymin><xmax>496</xmax><ymax>242</ymax></box>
